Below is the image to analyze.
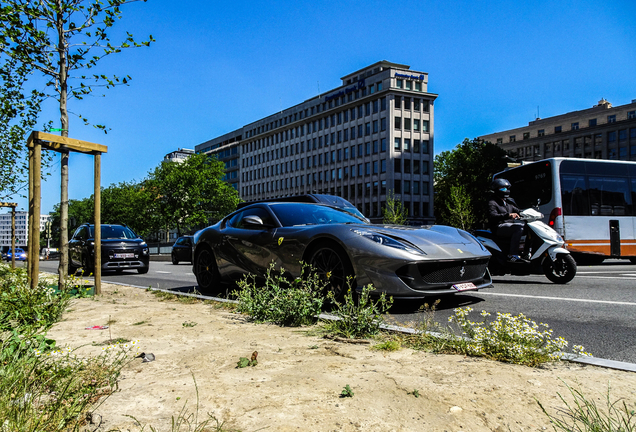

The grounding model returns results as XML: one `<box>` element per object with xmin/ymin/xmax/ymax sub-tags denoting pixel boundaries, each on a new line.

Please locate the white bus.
<box><xmin>494</xmin><ymin>158</ymin><xmax>636</xmax><ymax>263</ymax></box>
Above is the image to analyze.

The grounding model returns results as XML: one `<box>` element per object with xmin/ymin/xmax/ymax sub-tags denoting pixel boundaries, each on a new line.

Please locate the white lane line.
<box><xmin>155</xmin><ymin>271</ymin><xmax>172</xmax><ymax>274</ymax></box>
<box><xmin>478</xmin><ymin>292</ymin><xmax>636</xmax><ymax>306</ymax></box>
<box><xmin>577</xmin><ymin>275</ymin><xmax>636</xmax><ymax>280</ymax></box>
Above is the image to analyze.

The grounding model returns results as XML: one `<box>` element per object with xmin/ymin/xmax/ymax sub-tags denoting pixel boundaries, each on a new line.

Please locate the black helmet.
<box><xmin>492</xmin><ymin>178</ymin><xmax>511</xmax><ymax>198</ymax></box>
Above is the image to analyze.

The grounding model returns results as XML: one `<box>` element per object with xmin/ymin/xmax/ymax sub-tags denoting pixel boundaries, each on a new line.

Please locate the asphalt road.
<box><xmin>35</xmin><ymin>258</ymin><xmax>636</xmax><ymax>363</ymax></box>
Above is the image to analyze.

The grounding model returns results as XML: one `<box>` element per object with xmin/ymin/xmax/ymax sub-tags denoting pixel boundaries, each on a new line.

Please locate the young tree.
<box><xmin>444</xmin><ymin>184</ymin><xmax>475</xmax><ymax>230</ymax></box>
<box><xmin>0</xmin><ymin>0</ymin><xmax>153</xmax><ymax>286</ymax></box>
<box><xmin>382</xmin><ymin>191</ymin><xmax>408</xmax><ymax>225</ymax></box>
<box><xmin>146</xmin><ymin>153</ymin><xmax>241</xmax><ymax>237</ymax></box>
<box><xmin>434</xmin><ymin>138</ymin><xmax>508</xmax><ymax>229</ymax></box>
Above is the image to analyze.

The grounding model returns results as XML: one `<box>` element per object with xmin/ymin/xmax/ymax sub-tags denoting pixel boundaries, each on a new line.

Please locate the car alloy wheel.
<box><xmin>309</xmin><ymin>246</ymin><xmax>352</xmax><ymax>302</ymax></box>
<box><xmin>195</xmin><ymin>247</ymin><xmax>219</xmax><ymax>294</ymax></box>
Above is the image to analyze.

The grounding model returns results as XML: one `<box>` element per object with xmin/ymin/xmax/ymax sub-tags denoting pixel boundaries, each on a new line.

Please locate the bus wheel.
<box><xmin>543</xmin><ymin>254</ymin><xmax>577</xmax><ymax>284</ymax></box>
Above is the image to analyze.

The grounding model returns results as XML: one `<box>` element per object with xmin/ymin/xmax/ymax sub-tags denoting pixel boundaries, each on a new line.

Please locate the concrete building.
<box><xmin>195</xmin><ymin>61</ymin><xmax>438</xmax><ymax>224</ymax></box>
<box><xmin>164</xmin><ymin>148</ymin><xmax>194</xmax><ymax>163</ymax></box>
<box><xmin>0</xmin><ymin>211</ymin><xmax>50</xmax><ymax>251</ymax></box>
<box><xmin>479</xmin><ymin>99</ymin><xmax>636</xmax><ymax>162</ymax></box>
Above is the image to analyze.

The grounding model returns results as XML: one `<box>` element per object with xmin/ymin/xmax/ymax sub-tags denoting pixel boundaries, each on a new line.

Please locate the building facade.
<box><xmin>196</xmin><ymin>61</ymin><xmax>438</xmax><ymax>223</ymax></box>
<box><xmin>164</xmin><ymin>148</ymin><xmax>194</xmax><ymax>163</ymax></box>
<box><xmin>479</xmin><ymin>99</ymin><xmax>636</xmax><ymax>162</ymax></box>
<box><xmin>0</xmin><ymin>211</ymin><xmax>50</xmax><ymax>251</ymax></box>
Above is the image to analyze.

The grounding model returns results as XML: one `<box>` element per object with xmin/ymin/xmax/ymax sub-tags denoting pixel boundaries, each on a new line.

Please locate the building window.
<box><xmin>396</xmin><ymin>79</ymin><xmax>403</xmax><ymax>88</ymax></box>
<box><xmin>608</xmin><ymin>115</ymin><xmax>616</xmax><ymax>123</ymax></box>
<box><xmin>589</xmin><ymin>118</ymin><xmax>597</xmax><ymax>127</ymax></box>
<box><xmin>509</xmin><ymin>135</ymin><xmax>516</xmax><ymax>143</ymax></box>
<box><xmin>377</xmin><ymin>81</ymin><xmax>383</xmax><ymax>91</ymax></box>
<box><xmin>394</xmin><ymin>117</ymin><xmax>401</xmax><ymax>129</ymax></box>
<box><xmin>555</xmin><ymin>126</ymin><xmax>562</xmax><ymax>133</ymax></box>
<box><xmin>404</xmin><ymin>118</ymin><xmax>411</xmax><ymax>131</ymax></box>
<box><xmin>571</xmin><ymin>122</ymin><xmax>579</xmax><ymax>130</ymax></box>
<box><xmin>422</xmin><ymin>140</ymin><xmax>429</xmax><ymax>153</ymax></box>
<box><xmin>381</xmin><ymin>159</ymin><xmax>386</xmax><ymax>173</ymax></box>
<box><xmin>380</xmin><ymin>118</ymin><xmax>386</xmax><ymax>131</ymax></box>
<box><xmin>394</xmin><ymin>158</ymin><xmax>401</xmax><ymax>173</ymax></box>
<box><xmin>394</xmin><ymin>138</ymin><xmax>401</xmax><ymax>151</ymax></box>
<box><xmin>404</xmin><ymin>138</ymin><xmax>411</xmax><ymax>151</ymax></box>
<box><xmin>496</xmin><ymin>138</ymin><xmax>503</xmax><ymax>144</ymax></box>
<box><xmin>608</xmin><ymin>131</ymin><xmax>617</xmax><ymax>143</ymax></box>
<box><xmin>628</xmin><ymin>110</ymin><xmax>635</xmax><ymax>119</ymax></box>
<box><xmin>395</xmin><ymin>97</ymin><xmax>401</xmax><ymax>109</ymax></box>
<box><xmin>405</xmin><ymin>81</ymin><xmax>412</xmax><ymax>90</ymax></box>
<box><xmin>523</xmin><ymin>132</ymin><xmax>530</xmax><ymax>140</ymax></box>
<box><xmin>415</xmin><ymin>81</ymin><xmax>422</xmax><ymax>91</ymax></box>
<box><xmin>538</xmin><ymin>129</ymin><xmax>544</xmax><ymax>137</ymax></box>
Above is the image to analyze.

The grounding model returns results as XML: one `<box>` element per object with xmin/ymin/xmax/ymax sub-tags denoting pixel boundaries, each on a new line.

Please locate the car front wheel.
<box><xmin>194</xmin><ymin>247</ymin><xmax>220</xmax><ymax>295</ymax></box>
<box><xmin>309</xmin><ymin>244</ymin><xmax>354</xmax><ymax>302</ymax></box>
<box><xmin>172</xmin><ymin>253</ymin><xmax>179</xmax><ymax>265</ymax></box>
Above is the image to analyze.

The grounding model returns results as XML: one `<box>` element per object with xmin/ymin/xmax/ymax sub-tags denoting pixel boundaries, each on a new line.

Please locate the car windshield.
<box><xmin>269</xmin><ymin>203</ymin><xmax>368</xmax><ymax>227</ymax></box>
<box><xmin>89</xmin><ymin>225</ymin><xmax>138</xmax><ymax>239</ymax></box>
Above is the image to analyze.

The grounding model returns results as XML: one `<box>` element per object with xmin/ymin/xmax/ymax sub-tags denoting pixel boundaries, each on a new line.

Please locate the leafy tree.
<box><xmin>382</xmin><ymin>191</ymin><xmax>408</xmax><ymax>225</ymax></box>
<box><xmin>444</xmin><ymin>184</ymin><xmax>475</xmax><ymax>230</ymax></box>
<box><xmin>0</xmin><ymin>57</ymin><xmax>50</xmax><ymax>200</ymax></box>
<box><xmin>145</xmin><ymin>153</ymin><xmax>241</xmax><ymax>237</ymax></box>
<box><xmin>434</xmin><ymin>138</ymin><xmax>508</xmax><ymax>229</ymax></box>
<box><xmin>0</xmin><ymin>0</ymin><xmax>153</xmax><ymax>286</ymax></box>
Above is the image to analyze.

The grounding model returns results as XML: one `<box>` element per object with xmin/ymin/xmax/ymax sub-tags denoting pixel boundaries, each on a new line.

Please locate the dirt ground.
<box><xmin>47</xmin><ymin>283</ymin><xmax>636</xmax><ymax>432</ymax></box>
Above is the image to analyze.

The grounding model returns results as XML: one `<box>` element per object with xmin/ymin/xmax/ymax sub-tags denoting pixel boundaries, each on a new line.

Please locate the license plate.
<box><xmin>114</xmin><ymin>253</ymin><xmax>135</xmax><ymax>259</ymax></box>
<box><xmin>452</xmin><ymin>282</ymin><xmax>477</xmax><ymax>291</ymax></box>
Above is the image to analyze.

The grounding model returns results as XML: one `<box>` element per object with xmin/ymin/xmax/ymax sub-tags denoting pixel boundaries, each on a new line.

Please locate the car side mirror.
<box><xmin>242</xmin><ymin>215</ymin><xmax>265</xmax><ymax>227</ymax></box>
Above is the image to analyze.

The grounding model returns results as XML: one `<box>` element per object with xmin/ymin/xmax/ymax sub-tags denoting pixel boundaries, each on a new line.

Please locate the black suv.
<box><xmin>69</xmin><ymin>224</ymin><xmax>149</xmax><ymax>274</ymax></box>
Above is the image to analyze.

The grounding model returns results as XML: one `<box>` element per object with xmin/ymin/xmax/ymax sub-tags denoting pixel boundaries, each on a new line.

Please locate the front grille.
<box><xmin>417</xmin><ymin>258</ymin><xmax>489</xmax><ymax>284</ymax></box>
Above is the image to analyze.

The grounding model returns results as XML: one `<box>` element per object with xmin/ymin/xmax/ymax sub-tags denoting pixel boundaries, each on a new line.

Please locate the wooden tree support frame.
<box><xmin>27</xmin><ymin>131</ymin><xmax>108</xmax><ymax>293</ymax></box>
<box><xmin>0</xmin><ymin>202</ymin><xmax>18</xmax><ymax>269</ymax></box>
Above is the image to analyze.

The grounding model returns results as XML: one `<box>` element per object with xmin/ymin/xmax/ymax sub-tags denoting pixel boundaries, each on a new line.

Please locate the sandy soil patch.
<box><xmin>47</xmin><ymin>283</ymin><xmax>636</xmax><ymax>432</ymax></box>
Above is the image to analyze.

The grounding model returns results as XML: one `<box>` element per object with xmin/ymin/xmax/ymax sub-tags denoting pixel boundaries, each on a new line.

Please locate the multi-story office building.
<box><xmin>164</xmin><ymin>148</ymin><xmax>194</xmax><ymax>163</ymax></box>
<box><xmin>0</xmin><ymin>211</ymin><xmax>50</xmax><ymax>251</ymax></box>
<box><xmin>196</xmin><ymin>61</ymin><xmax>438</xmax><ymax>223</ymax></box>
<box><xmin>479</xmin><ymin>99</ymin><xmax>636</xmax><ymax>162</ymax></box>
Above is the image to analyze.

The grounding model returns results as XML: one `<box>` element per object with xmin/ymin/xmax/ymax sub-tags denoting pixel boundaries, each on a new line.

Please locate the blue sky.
<box><xmin>7</xmin><ymin>0</ymin><xmax>636</xmax><ymax>214</ymax></box>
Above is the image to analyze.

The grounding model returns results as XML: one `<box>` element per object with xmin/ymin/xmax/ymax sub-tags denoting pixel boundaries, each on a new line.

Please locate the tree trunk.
<box><xmin>56</xmin><ymin>0</ymin><xmax>70</xmax><ymax>289</ymax></box>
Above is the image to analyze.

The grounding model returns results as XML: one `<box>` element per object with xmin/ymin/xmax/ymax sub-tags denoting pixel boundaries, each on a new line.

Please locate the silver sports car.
<box><xmin>192</xmin><ymin>202</ymin><xmax>492</xmax><ymax>299</ymax></box>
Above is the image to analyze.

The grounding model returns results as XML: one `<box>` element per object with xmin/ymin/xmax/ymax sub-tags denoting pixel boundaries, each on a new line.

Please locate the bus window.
<box><xmin>501</xmin><ymin>161</ymin><xmax>552</xmax><ymax>208</ymax></box>
<box><xmin>588</xmin><ymin>176</ymin><xmax>630</xmax><ymax>216</ymax></box>
<box><xmin>560</xmin><ymin>174</ymin><xmax>588</xmax><ymax>216</ymax></box>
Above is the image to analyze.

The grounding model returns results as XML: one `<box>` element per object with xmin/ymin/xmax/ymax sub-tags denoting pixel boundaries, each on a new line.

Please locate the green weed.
<box><xmin>340</xmin><ymin>384</ymin><xmax>354</xmax><ymax>398</ymax></box>
<box><xmin>233</xmin><ymin>262</ymin><xmax>325</xmax><ymax>327</ymax></box>
<box><xmin>323</xmin><ymin>283</ymin><xmax>393</xmax><ymax>339</ymax></box>
<box><xmin>538</xmin><ymin>381</ymin><xmax>636</xmax><ymax>431</ymax></box>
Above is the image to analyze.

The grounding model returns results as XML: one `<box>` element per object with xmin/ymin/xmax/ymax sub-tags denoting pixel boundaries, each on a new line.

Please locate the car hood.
<box><xmin>349</xmin><ymin>224</ymin><xmax>486</xmax><ymax>255</ymax></box>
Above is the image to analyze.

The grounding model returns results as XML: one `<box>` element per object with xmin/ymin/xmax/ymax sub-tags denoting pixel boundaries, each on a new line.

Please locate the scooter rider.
<box><xmin>487</xmin><ymin>178</ymin><xmax>527</xmax><ymax>262</ymax></box>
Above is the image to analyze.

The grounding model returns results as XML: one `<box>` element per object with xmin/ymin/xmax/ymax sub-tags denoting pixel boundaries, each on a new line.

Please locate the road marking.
<box><xmin>479</xmin><ymin>292</ymin><xmax>636</xmax><ymax>306</ymax></box>
<box><xmin>577</xmin><ymin>275</ymin><xmax>636</xmax><ymax>280</ymax></box>
<box><xmin>155</xmin><ymin>271</ymin><xmax>172</xmax><ymax>274</ymax></box>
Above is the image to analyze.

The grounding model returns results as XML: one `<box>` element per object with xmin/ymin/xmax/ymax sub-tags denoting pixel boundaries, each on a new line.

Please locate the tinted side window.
<box><xmin>561</xmin><ymin>174</ymin><xmax>588</xmax><ymax>216</ymax></box>
<box><xmin>588</xmin><ymin>176</ymin><xmax>630</xmax><ymax>216</ymax></box>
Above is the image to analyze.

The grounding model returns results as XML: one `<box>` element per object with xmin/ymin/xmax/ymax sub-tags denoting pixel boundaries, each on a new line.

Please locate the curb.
<box><xmin>105</xmin><ymin>281</ymin><xmax>636</xmax><ymax>374</ymax></box>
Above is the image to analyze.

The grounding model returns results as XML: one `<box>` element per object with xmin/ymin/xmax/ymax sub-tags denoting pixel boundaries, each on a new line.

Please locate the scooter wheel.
<box><xmin>543</xmin><ymin>254</ymin><xmax>577</xmax><ymax>284</ymax></box>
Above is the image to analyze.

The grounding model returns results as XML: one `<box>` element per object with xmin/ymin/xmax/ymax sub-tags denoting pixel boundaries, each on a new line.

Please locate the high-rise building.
<box><xmin>0</xmin><ymin>211</ymin><xmax>50</xmax><ymax>251</ymax></box>
<box><xmin>195</xmin><ymin>61</ymin><xmax>438</xmax><ymax>223</ymax></box>
<box><xmin>479</xmin><ymin>99</ymin><xmax>636</xmax><ymax>162</ymax></box>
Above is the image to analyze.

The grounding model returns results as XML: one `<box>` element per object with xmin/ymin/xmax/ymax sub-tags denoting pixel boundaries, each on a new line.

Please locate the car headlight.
<box><xmin>352</xmin><ymin>229</ymin><xmax>425</xmax><ymax>255</ymax></box>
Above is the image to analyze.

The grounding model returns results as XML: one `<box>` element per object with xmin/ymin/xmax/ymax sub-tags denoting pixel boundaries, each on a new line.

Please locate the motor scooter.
<box><xmin>473</xmin><ymin>208</ymin><xmax>577</xmax><ymax>284</ymax></box>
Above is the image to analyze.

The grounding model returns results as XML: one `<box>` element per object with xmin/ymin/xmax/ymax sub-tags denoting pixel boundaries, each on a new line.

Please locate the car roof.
<box><xmin>236</xmin><ymin>194</ymin><xmax>356</xmax><ymax>210</ymax></box>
